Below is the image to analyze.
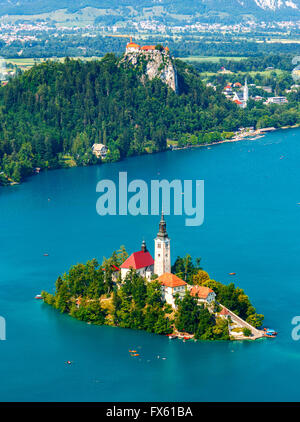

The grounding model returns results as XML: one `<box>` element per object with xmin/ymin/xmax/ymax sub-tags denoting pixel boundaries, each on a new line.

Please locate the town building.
<box><xmin>232</xmin><ymin>78</ymin><xmax>248</xmax><ymax>108</ymax></box>
<box><xmin>265</xmin><ymin>96</ymin><xmax>288</xmax><ymax>105</ymax></box>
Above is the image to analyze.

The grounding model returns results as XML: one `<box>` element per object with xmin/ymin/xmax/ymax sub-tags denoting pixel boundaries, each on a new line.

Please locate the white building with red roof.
<box><xmin>158</xmin><ymin>272</ymin><xmax>187</xmax><ymax>308</ymax></box>
<box><xmin>126</xmin><ymin>42</ymin><xmax>141</xmax><ymax>53</ymax></box>
<box><xmin>120</xmin><ymin>240</ymin><xmax>154</xmax><ymax>281</ymax></box>
<box><xmin>189</xmin><ymin>285</ymin><xmax>216</xmax><ymax>305</ymax></box>
<box><xmin>219</xmin><ymin>307</ymin><xmax>230</xmax><ymax>319</ymax></box>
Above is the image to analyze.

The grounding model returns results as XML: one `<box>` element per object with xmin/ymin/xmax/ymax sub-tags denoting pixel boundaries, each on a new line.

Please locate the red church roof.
<box><xmin>120</xmin><ymin>250</ymin><xmax>154</xmax><ymax>270</ymax></box>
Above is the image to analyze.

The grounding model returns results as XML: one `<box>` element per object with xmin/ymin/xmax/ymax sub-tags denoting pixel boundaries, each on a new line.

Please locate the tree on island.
<box><xmin>172</xmin><ymin>254</ymin><xmax>202</xmax><ymax>283</ymax></box>
<box><xmin>243</xmin><ymin>327</ymin><xmax>252</xmax><ymax>337</ymax></box>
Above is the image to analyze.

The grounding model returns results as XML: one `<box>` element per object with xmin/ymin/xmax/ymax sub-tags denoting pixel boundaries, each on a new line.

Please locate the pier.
<box><xmin>220</xmin><ymin>304</ymin><xmax>265</xmax><ymax>340</ymax></box>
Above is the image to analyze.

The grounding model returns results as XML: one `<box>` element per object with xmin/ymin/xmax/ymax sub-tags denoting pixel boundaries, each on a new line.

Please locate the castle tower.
<box><xmin>154</xmin><ymin>212</ymin><xmax>171</xmax><ymax>276</ymax></box>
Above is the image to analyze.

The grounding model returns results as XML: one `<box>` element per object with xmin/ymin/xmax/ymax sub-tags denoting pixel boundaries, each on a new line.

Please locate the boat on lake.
<box><xmin>263</xmin><ymin>328</ymin><xmax>277</xmax><ymax>337</ymax></box>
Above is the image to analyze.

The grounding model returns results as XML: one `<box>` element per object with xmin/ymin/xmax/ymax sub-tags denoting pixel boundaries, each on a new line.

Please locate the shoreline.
<box><xmin>2</xmin><ymin>124</ymin><xmax>300</xmax><ymax>188</ymax></box>
<box><xmin>171</xmin><ymin>124</ymin><xmax>300</xmax><ymax>152</ymax></box>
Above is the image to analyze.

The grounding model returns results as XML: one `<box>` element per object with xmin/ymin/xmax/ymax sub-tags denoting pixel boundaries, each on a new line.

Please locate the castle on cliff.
<box><xmin>125</xmin><ymin>41</ymin><xmax>170</xmax><ymax>55</ymax></box>
<box><xmin>122</xmin><ymin>40</ymin><xmax>178</xmax><ymax>93</ymax></box>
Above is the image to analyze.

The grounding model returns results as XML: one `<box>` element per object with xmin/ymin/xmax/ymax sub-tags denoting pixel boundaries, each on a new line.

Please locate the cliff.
<box><xmin>121</xmin><ymin>46</ymin><xmax>178</xmax><ymax>93</ymax></box>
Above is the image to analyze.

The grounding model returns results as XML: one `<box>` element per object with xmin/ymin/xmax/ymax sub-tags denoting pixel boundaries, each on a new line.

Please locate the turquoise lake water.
<box><xmin>1</xmin><ymin>128</ymin><xmax>300</xmax><ymax>402</ymax></box>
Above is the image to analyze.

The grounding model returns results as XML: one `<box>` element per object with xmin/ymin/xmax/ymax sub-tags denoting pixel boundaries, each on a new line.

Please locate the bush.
<box><xmin>243</xmin><ymin>327</ymin><xmax>252</xmax><ymax>337</ymax></box>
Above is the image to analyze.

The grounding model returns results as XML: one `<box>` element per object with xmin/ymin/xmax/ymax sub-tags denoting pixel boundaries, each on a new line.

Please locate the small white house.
<box><xmin>158</xmin><ymin>272</ymin><xmax>187</xmax><ymax>309</ymax></box>
<box><xmin>92</xmin><ymin>143</ymin><xmax>108</xmax><ymax>159</ymax></box>
<box><xmin>219</xmin><ymin>307</ymin><xmax>230</xmax><ymax>319</ymax></box>
<box><xmin>189</xmin><ymin>285</ymin><xmax>216</xmax><ymax>305</ymax></box>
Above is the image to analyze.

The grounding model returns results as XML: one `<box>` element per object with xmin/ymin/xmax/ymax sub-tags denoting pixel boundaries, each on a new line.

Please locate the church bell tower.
<box><xmin>154</xmin><ymin>212</ymin><xmax>171</xmax><ymax>276</ymax></box>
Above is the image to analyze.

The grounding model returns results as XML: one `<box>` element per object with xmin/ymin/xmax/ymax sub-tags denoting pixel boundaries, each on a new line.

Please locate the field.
<box><xmin>198</xmin><ymin>69</ymin><xmax>285</xmax><ymax>81</ymax></box>
<box><xmin>4</xmin><ymin>57</ymin><xmax>103</xmax><ymax>71</ymax></box>
<box><xmin>179</xmin><ymin>56</ymin><xmax>247</xmax><ymax>63</ymax></box>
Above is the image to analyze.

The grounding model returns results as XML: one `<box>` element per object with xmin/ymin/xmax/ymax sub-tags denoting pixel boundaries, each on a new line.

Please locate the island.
<box><xmin>42</xmin><ymin>214</ymin><xmax>266</xmax><ymax>341</ymax></box>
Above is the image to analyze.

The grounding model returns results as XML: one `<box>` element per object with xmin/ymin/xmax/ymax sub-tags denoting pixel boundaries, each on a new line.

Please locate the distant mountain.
<box><xmin>0</xmin><ymin>0</ymin><xmax>299</xmax><ymax>21</ymax></box>
<box><xmin>203</xmin><ymin>0</ymin><xmax>299</xmax><ymax>13</ymax></box>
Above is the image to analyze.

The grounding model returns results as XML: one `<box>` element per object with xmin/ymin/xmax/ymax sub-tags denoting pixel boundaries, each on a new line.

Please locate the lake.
<box><xmin>0</xmin><ymin>128</ymin><xmax>300</xmax><ymax>401</ymax></box>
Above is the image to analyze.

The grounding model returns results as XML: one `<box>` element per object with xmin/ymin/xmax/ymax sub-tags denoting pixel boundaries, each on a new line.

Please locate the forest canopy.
<box><xmin>0</xmin><ymin>54</ymin><xmax>299</xmax><ymax>185</ymax></box>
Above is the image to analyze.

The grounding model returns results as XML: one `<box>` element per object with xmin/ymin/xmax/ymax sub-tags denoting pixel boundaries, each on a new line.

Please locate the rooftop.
<box><xmin>120</xmin><ymin>250</ymin><xmax>154</xmax><ymax>270</ymax></box>
<box><xmin>158</xmin><ymin>272</ymin><xmax>187</xmax><ymax>288</ymax></box>
<box><xmin>190</xmin><ymin>285</ymin><xmax>214</xmax><ymax>299</ymax></box>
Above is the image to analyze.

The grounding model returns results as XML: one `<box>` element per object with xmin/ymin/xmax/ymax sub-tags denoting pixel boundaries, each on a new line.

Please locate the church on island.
<box><xmin>119</xmin><ymin>214</ymin><xmax>216</xmax><ymax>309</ymax></box>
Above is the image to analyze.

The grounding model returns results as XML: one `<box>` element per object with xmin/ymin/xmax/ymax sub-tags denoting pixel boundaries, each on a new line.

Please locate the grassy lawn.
<box><xmin>231</xmin><ymin>327</ymin><xmax>244</xmax><ymax>333</ymax></box>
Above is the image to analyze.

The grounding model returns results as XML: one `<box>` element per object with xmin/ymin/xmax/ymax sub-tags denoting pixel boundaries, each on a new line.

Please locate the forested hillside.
<box><xmin>0</xmin><ymin>0</ymin><xmax>298</xmax><ymax>20</ymax></box>
<box><xmin>0</xmin><ymin>54</ymin><xmax>299</xmax><ymax>185</ymax></box>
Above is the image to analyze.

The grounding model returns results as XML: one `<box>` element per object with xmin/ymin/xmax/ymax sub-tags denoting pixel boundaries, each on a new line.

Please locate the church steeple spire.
<box><xmin>243</xmin><ymin>77</ymin><xmax>249</xmax><ymax>104</ymax></box>
<box><xmin>154</xmin><ymin>212</ymin><xmax>171</xmax><ymax>276</ymax></box>
<box><xmin>157</xmin><ymin>211</ymin><xmax>168</xmax><ymax>239</ymax></box>
<box><xmin>141</xmin><ymin>239</ymin><xmax>148</xmax><ymax>253</ymax></box>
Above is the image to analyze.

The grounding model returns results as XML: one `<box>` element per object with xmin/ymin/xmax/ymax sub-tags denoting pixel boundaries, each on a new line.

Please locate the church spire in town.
<box><xmin>243</xmin><ymin>77</ymin><xmax>249</xmax><ymax>105</ymax></box>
